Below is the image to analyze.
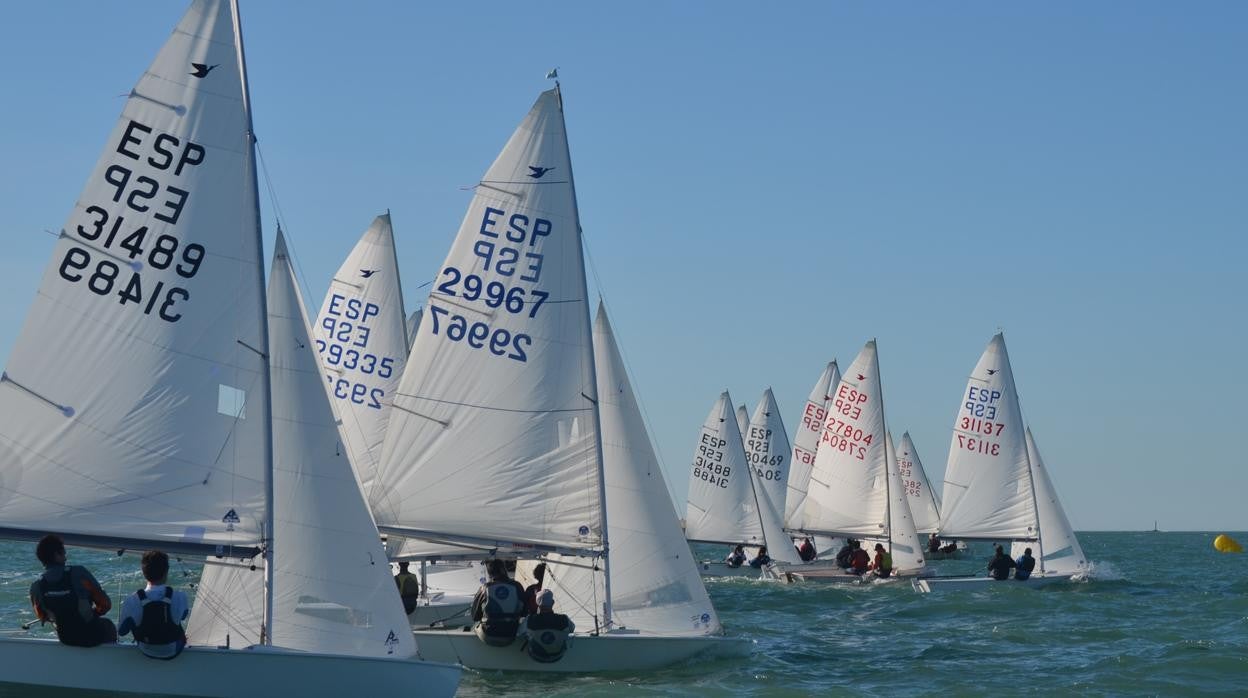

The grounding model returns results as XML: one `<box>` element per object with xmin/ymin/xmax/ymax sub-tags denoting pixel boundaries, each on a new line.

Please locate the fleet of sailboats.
<box><xmin>0</xmin><ymin>0</ymin><xmax>1099</xmax><ymax>690</ymax></box>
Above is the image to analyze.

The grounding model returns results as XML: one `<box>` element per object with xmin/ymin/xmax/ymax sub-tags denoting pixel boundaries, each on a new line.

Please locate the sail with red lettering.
<box><xmin>798</xmin><ymin>341</ymin><xmax>888</xmax><ymax>539</ymax></box>
<box><xmin>313</xmin><ymin>213</ymin><xmax>410</xmax><ymax>497</ymax></box>
<box><xmin>0</xmin><ymin>0</ymin><xmax>267</xmax><ymax>555</ymax></box>
<box><xmin>684</xmin><ymin>392</ymin><xmax>764</xmax><ymax>545</ymax></box>
<box><xmin>898</xmin><ymin>432</ymin><xmax>941</xmax><ymax>535</ymax></box>
<box><xmin>371</xmin><ymin>88</ymin><xmax>602</xmax><ymax>554</ymax></box>
<box><xmin>937</xmin><ymin>333</ymin><xmax>1036</xmax><ymax>540</ymax></box>
<box><xmin>785</xmin><ymin>360</ymin><xmax>839</xmax><ymax>530</ymax></box>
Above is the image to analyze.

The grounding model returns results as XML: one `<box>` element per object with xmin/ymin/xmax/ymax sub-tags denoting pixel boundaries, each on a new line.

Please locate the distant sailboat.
<box><xmin>785</xmin><ymin>361</ymin><xmax>839</xmax><ymax>532</ymax></box>
<box><xmin>916</xmin><ymin>334</ymin><xmax>1088</xmax><ymax>592</ymax></box>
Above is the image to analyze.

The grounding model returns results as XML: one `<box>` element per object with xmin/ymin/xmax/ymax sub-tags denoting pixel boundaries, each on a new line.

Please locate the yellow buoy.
<box><xmin>1213</xmin><ymin>534</ymin><xmax>1243</xmax><ymax>553</ymax></box>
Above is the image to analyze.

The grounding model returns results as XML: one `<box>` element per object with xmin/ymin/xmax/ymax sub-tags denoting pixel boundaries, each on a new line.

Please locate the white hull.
<box><xmin>0</xmin><ymin>636</ymin><xmax>461</xmax><ymax>696</ymax></box>
<box><xmin>772</xmin><ymin>560</ymin><xmax>930</xmax><ymax>584</ymax></box>
<box><xmin>913</xmin><ymin>572</ymin><xmax>1077</xmax><ymax>593</ymax></box>
<box><xmin>412</xmin><ymin>628</ymin><xmax>752</xmax><ymax>672</ymax></box>
<box><xmin>408</xmin><ymin>598</ymin><xmax>474</xmax><ymax>628</ymax></box>
<box><xmin>697</xmin><ymin>561</ymin><xmax>767</xmax><ymax>578</ymax></box>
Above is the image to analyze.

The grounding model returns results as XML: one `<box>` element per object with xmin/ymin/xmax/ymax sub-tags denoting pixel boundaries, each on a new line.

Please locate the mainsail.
<box><xmin>313</xmin><ymin>213</ymin><xmax>410</xmax><ymax>498</ymax></box>
<box><xmin>684</xmin><ymin>392</ymin><xmax>763</xmax><ymax>545</ymax></box>
<box><xmin>372</xmin><ymin>88</ymin><xmax>603</xmax><ymax>555</ymax></box>
<box><xmin>0</xmin><ymin>0</ymin><xmax>267</xmax><ymax>557</ymax></box>
<box><xmin>898</xmin><ymin>432</ymin><xmax>941</xmax><ymax>535</ymax></box>
<box><xmin>800</xmin><ymin>341</ymin><xmax>888</xmax><ymax>539</ymax></box>
<box><xmin>744</xmin><ymin>388</ymin><xmax>792</xmax><ymax>523</ymax></box>
<box><xmin>785</xmin><ymin>361</ymin><xmax>839</xmax><ymax>530</ymax></box>
<box><xmin>937</xmin><ymin>333</ymin><xmax>1037</xmax><ymax>541</ymax></box>
<box><xmin>538</xmin><ymin>306</ymin><xmax>721</xmax><ymax>636</ymax></box>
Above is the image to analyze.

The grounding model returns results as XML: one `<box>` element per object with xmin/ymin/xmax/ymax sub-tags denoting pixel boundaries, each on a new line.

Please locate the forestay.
<box><xmin>0</xmin><ymin>0</ymin><xmax>266</xmax><ymax>556</ymax></box>
<box><xmin>372</xmin><ymin>88</ymin><xmax>602</xmax><ymax>553</ymax></box>
<box><xmin>1017</xmin><ymin>428</ymin><xmax>1086</xmax><ymax>575</ymax></box>
<box><xmin>785</xmin><ymin>361</ymin><xmax>839</xmax><ymax>530</ymax></box>
<box><xmin>312</xmin><ymin>213</ymin><xmax>410</xmax><ymax>498</ymax></box>
<box><xmin>898</xmin><ymin>432</ymin><xmax>941</xmax><ymax>535</ymax></box>
<box><xmin>800</xmin><ymin>341</ymin><xmax>888</xmax><ymax>539</ymax></box>
<box><xmin>685</xmin><ymin>392</ymin><xmax>763</xmax><ymax>545</ymax></box>
<box><xmin>539</xmin><ymin>307</ymin><xmax>721</xmax><ymax>636</ymax></box>
<box><xmin>937</xmin><ymin>333</ymin><xmax>1037</xmax><ymax>541</ymax></box>
<box><xmin>190</xmin><ymin>235</ymin><xmax>415</xmax><ymax>659</ymax></box>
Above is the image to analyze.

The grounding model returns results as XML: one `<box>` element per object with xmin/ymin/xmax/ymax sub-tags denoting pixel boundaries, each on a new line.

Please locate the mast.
<box><xmin>875</xmin><ymin>342</ymin><xmax>892</xmax><ymax>552</ymax></box>
<box><xmin>555</xmin><ymin>80</ymin><xmax>613</xmax><ymax>629</ymax></box>
<box><xmin>230</xmin><ymin>0</ymin><xmax>274</xmax><ymax>645</ymax></box>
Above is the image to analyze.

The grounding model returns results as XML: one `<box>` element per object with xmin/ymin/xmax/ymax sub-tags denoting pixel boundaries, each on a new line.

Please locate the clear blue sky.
<box><xmin>1</xmin><ymin>2</ymin><xmax>1244</xmax><ymax>531</ymax></box>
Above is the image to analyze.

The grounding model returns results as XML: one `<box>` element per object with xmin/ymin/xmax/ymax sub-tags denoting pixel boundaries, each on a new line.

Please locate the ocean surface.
<box><xmin>1</xmin><ymin>532</ymin><xmax>1245</xmax><ymax>696</ymax></box>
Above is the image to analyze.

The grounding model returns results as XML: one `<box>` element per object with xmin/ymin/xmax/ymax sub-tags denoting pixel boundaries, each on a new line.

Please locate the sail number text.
<box><xmin>956</xmin><ymin>387</ymin><xmax>1005</xmax><ymax>456</ymax></box>
<box><xmin>820</xmin><ymin>384</ymin><xmax>873</xmax><ymax>460</ymax></box>
<box><xmin>317</xmin><ymin>294</ymin><xmax>397</xmax><ymax>411</ymax></box>
<box><xmin>57</xmin><ymin>120</ymin><xmax>208</xmax><ymax>323</ymax></box>
<box><xmin>693</xmin><ymin>432</ymin><xmax>731</xmax><ymax>489</ymax></box>
<box><xmin>746</xmin><ymin>426</ymin><xmax>786</xmax><ymax>481</ymax></box>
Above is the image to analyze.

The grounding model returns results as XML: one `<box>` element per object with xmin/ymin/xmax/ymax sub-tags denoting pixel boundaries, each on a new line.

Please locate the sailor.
<box><xmin>470</xmin><ymin>559</ymin><xmax>527</xmax><ymax>646</ymax></box>
<box><xmin>1014</xmin><ymin>548</ymin><xmax>1037</xmax><ymax>581</ymax></box>
<box><xmin>797</xmin><ymin>537</ymin><xmax>817</xmax><ymax>562</ymax></box>
<box><xmin>987</xmin><ymin>545</ymin><xmax>1017</xmax><ymax>580</ymax></box>
<box><xmin>869</xmin><ymin>543</ymin><xmax>893</xmax><ymax>578</ymax></box>
<box><xmin>928</xmin><ymin>533</ymin><xmax>941</xmax><ymax>553</ymax></box>
<box><xmin>523</xmin><ymin>562</ymin><xmax>547</xmax><ymax>616</ymax></box>
<box><xmin>835</xmin><ymin>539</ymin><xmax>856</xmax><ymax>569</ymax></box>
<box><xmin>29</xmin><ymin>534</ymin><xmax>117</xmax><ymax>647</ymax></box>
<box><xmin>394</xmin><ymin>561</ymin><xmax>422</xmax><ymax>614</ymax></box>
<box><xmin>748</xmin><ymin>546</ymin><xmax>771</xmax><ymax>568</ymax></box>
<box><xmin>523</xmin><ymin>589</ymin><xmax>575</xmax><ymax>663</ymax></box>
<box><xmin>118</xmin><ymin>550</ymin><xmax>188</xmax><ymax>659</ymax></box>
<box><xmin>848</xmin><ymin>540</ymin><xmax>871</xmax><ymax>575</ymax></box>
<box><xmin>724</xmin><ymin>545</ymin><xmax>747</xmax><ymax>568</ymax></box>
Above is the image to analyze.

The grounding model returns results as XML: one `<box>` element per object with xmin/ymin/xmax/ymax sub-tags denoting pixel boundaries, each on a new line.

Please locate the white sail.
<box><xmin>1021</xmin><ymin>428</ymin><xmax>1087</xmax><ymax>575</ymax></box>
<box><xmin>785</xmin><ymin>361</ymin><xmax>839</xmax><ymax>530</ymax></box>
<box><xmin>898</xmin><ymin>432</ymin><xmax>942</xmax><ymax>535</ymax></box>
<box><xmin>405</xmin><ymin>309</ymin><xmax>423</xmax><ymax>347</ymax></box>
<box><xmin>744</xmin><ymin>388</ymin><xmax>792</xmax><ymax>524</ymax></box>
<box><xmin>735</xmin><ymin>405</ymin><xmax>749</xmax><ymax>439</ymax></box>
<box><xmin>800</xmin><ymin>341</ymin><xmax>888</xmax><ymax>539</ymax></box>
<box><xmin>372</xmin><ymin>88</ymin><xmax>602</xmax><ymax>553</ymax></box>
<box><xmin>938</xmin><ymin>333</ymin><xmax>1036</xmax><ymax>540</ymax></box>
<box><xmin>0</xmin><ymin>0</ymin><xmax>267</xmax><ymax>556</ymax></box>
<box><xmin>883</xmin><ymin>432</ymin><xmax>926</xmax><ymax>574</ymax></box>
<box><xmin>312</xmin><ymin>213</ymin><xmax>410</xmax><ymax>498</ymax></box>
<box><xmin>684</xmin><ymin>392</ymin><xmax>763</xmax><ymax>545</ymax></box>
<box><xmin>538</xmin><ymin>307</ymin><xmax>721</xmax><ymax>636</ymax></box>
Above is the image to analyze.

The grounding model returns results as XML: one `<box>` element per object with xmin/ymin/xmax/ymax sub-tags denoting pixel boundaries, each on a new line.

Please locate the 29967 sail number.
<box><xmin>428</xmin><ymin>305</ymin><xmax>531</xmax><ymax>362</ymax></box>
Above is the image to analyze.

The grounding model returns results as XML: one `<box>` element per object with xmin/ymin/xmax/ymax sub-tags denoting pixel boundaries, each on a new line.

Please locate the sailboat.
<box><xmin>778</xmin><ymin>341</ymin><xmax>928</xmax><ymax>582</ymax></box>
<box><xmin>0</xmin><ymin>1</ymin><xmax>459</xmax><ymax>693</ymax></box>
<box><xmin>897</xmin><ymin>432</ymin><xmax>960</xmax><ymax>559</ymax></box>
<box><xmin>915</xmin><ymin>334</ymin><xmax>1088</xmax><ymax>592</ymax></box>
<box><xmin>784</xmin><ymin>361</ymin><xmax>840</xmax><ymax>534</ymax></box>
<box><xmin>369</xmin><ymin>84</ymin><xmax>746</xmax><ymax>671</ymax></box>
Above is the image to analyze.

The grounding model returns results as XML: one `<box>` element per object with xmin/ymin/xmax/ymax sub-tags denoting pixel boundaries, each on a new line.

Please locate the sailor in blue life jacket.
<box><xmin>724</xmin><ymin>545</ymin><xmax>746</xmax><ymax>568</ymax></box>
<box><xmin>522</xmin><ymin>589</ymin><xmax>575</xmax><ymax>663</ymax></box>
<box><xmin>748</xmin><ymin>546</ymin><xmax>771</xmax><ymax>568</ymax></box>
<box><xmin>118</xmin><ymin>550</ymin><xmax>189</xmax><ymax>659</ymax></box>
<box><xmin>29</xmin><ymin>533</ymin><xmax>117</xmax><ymax>647</ymax></box>
<box><xmin>1014</xmin><ymin>548</ymin><xmax>1037</xmax><ymax>581</ymax></box>
<box><xmin>471</xmin><ymin>559</ymin><xmax>527</xmax><ymax>646</ymax></box>
<box><xmin>987</xmin><ymin>545</ymin><xmax>1017</xmax><ymax>581</ymax></box>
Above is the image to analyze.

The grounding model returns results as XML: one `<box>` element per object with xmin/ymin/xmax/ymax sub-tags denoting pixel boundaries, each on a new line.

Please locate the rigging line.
<box><xmin>255</xmin><ymin>143</ymin><xmax>317</xmax><ymax>307</ymax></box>
<box><xmin>580</xmin><ymin>232</ymin><xmax>678</xmax><ymax>504</ymax></box>
<box><xmin>391</xmin><ymin>393</ymin><xmax>593</xmax><ymax>416</ymax></box>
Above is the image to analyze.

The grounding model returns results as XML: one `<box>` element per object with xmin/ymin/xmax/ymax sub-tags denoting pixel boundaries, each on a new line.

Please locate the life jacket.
<box><xmin>849</xmin><ymin>549</ymin><xmax>870</xmax><ymax>572</ymax></box>
<box><xmin>875</xmin><ymin>551</ymin><xmax>893</xmax><ymax>577</ymax></box>
<box><xmin>37</xmin><ymin>568</ymin><xmax>92</xmax><ymax>645</ymax></box>
<box><xmin>475</xmin><ymin>581</ymin><xmax>524</xmax><ymax>646</ymax></box>
<box><xmin>1015</xmin><ymin>556</ymin><xmax>1036</xmax><ymax>580</ymax></box>
<box><xmin>132</xmin><ymin>586</ymin><xmax>185</xmax><ymax>659</ymax></box>
<box><xmin>395</xmin><ymin>572</ymin><xmax>421</xmax><ymax>614</ymax></box>
<box><xmin>524</xmin><ymin>613</ymin><xmax>572</xmax><ymax>663</ymax></box>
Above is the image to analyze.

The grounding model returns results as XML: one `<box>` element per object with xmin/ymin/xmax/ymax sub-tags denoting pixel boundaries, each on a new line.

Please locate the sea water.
<box><xmin>1</xmin><ymin>532</ymin><xmax>1244</xmax><ymax>696</ymax></box>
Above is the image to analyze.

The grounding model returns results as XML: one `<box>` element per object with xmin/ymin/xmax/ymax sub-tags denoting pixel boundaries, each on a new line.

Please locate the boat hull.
<box><xmin>913</xmin><ymin>573</ymin><xmax>1076</xmax><ymax>593</ymax></box>
<box><xmin>697</xmin><ymin>561</ymin><xmax>767</xmax><ymax>578</ymax></box>
<box><xmin>0</xmin><ymin>636</ymin><xmax>461</xmax><ymax>697</ymax></box>
<box><xmin>772</xmin><ymin>560</ymin><xmax>930</xmax><ymax>584</ymax></box>
<box><xmin>408</xmin><ymin>598</ymin><xmax>474</xmax><ymax>628</ymax></box>
<box><xmin>411</xmin><ymin>628</ymin><xmax>752</xmax><ymax>672</ymax></box>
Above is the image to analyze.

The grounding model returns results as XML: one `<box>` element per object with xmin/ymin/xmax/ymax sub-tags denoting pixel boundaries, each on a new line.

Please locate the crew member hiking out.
<box><xmin>1014</xmin><ymin>548</ymin><xmax>1037</xmax><ymax>581</ymax></box>
<box><xmin>523</xmin><ymin>589</ymin><xmax>575</xmax><ymax>663</ymax></box>
<box><xmin>471</xmin><ymin>559</ymin><xmax>526</xmax><ymax>646</ymax></box>
<box><xmin>118</xmin><ymin>550</ymin><xmax>189</xmax><ymax>659</ymax></box>
<box><xmin>29</xmin><ymin>534</ymin><xmax>117</xmax><ymax>647</ymax></box>
<box><xmin>869</xmin><ymin>543</ymin><xmax>893</xmax><ymax>578</ymax></box>
<box><xmin>987</xmin><ymin>545</ymin><xmax>1017</xmax><ymax>580</ymax></box>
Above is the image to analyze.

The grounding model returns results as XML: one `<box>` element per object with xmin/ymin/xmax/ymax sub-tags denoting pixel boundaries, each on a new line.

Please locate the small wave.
<box><xmin>1081</xmin><ymin>560</ymin><xmax>1122</xmax><ymax>581</ymax></box>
